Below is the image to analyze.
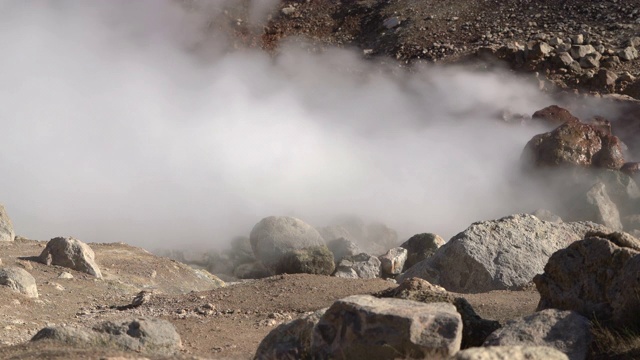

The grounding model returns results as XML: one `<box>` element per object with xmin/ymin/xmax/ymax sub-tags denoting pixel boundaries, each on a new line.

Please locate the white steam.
<box><xmin>1</xmin><ymin>0</ymin><xmax>558</xmax><ymax>249</ymax></box>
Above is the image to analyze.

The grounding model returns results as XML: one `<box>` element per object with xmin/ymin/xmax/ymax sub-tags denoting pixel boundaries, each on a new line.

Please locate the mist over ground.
<box><xmin>0</xmin><ymin>0</ymin><xmax>594</xmax><ymax>249</ymax></box>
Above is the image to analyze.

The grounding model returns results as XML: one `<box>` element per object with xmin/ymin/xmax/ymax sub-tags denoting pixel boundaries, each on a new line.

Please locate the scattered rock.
<box><xmin>38</xmin><ymin>237</ymin><xmax>102</xmax><ymax>278</ymax></box>
<box><xmin>0</xmin><ymin>267</ymin><xmax>38</xmax><ymax>298</ymax></box>
<box><xmin>400</xmin><ymin>233</ymin><xmax>445</xmax><ymax>270</ymax></box>
<box><xmin>378</xmin><ymin>247</ymin><xmax>407</xmax><ymax>276</ymax></box>
<box><xmin>483</xmin><ymin>309</ymin><xmax>591</xmax><ymax>360</ymax></box>
<box><xmin>312</xmin><ymin>295</ymin><xmax>462</xmax><ymax>359</ymax></box>
<box><xmin>333</xmin><ymin>253</ymin><xmax>381</xmax><ymax>279</ymax></box>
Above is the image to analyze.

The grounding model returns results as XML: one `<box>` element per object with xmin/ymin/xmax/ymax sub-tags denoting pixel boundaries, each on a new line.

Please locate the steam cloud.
<box><xmin>0</xmin><ymin>0</ymin><xmax>575</xmax><ymax>250</ymax></box>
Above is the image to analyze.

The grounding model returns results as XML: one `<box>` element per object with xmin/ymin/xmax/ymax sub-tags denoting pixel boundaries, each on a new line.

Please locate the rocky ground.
<box><xmin>3</xmin><ymin>1</ymin><xmax>640</xmax><ymax>359</ymax></box>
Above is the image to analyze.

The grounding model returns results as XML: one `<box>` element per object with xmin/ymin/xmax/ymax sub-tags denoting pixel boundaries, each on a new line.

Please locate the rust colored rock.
<box><xmin>523</xmin><ymin>121</ymin><xmax>625</xmax><ymax>170</ymax></box>
<box><xmin>531</xmin><ymin>105</ymin><xmax>580</xmax><ymax>127</ymax></box>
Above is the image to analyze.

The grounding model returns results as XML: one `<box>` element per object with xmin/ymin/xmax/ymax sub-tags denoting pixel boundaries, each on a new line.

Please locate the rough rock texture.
<box><xmin>325</xmin><ymin>237</ymin><xmax>360</xmax><ymax>262</ymax></box>
<box><xmin>376</xmin><ymin>278</ymin><xmax>501</xmax><ymax>349</ymax></box>
<box><xmin>38</xmin><ymin>237</ymin><xmax>102</xmax><ymax>278</ymax></box>
<box><xmin>570</xmin><ymin>182</ymin><xmax>623</xmax><ymax>231</ymax></box>
<box><xmin>254</xmin><ymin>309</ymin><xmax>326</xmax><ymax>360</ymax></box>
<box><xmin>250</xmin><ymin>217</ymin><xmax>326</xmax><ymax>270</ymax></box>
<box><xmin>399</xmin><ymin>214</ymin><xmax>609</xmax><ymax>293</ymax></box>
<box><xmin>0</xmin><ymin>205</ymin><xmax>15</xmax><ymax>242</ymax></box>
<box><xmin>378</xmin><ymin>247</ymin><xmax>407</xmax><ymax>275</ymax></box>
<box><xmin>31</xmin><ymin>317</ymin><xmax>182</xmax><ymax>355</ymax></box>
<box><xmin>400</xmin><ymin>233</ymin><xmax>445</xmax><ymax>270</ymax></box>
<box><xmin>534</xmin><ymin>236</ymin><xmax>640</xmax><ymax>327</ymax></box>
<box><xmin>312</xmin><ymin>295</ymin><xmax>462</xmax><ymax>359</ymax></box>
<box><xmin>523</xmin><ymin>120</ymin><xmax>625</xmax><ymax>170</ymax></box>
<box><xmin>274</xmin><ymin>246</ymin><xmax>335</xmax><ymax>276</ymax></box>
<box><xmin>483</xmin><ymin>309</ymin><xmax>591</xmax><ymax>360</ymax></box>
<box><xmin>454</xmin><ymin>346</ymin><xmax>569</xmax><ymax>360</ymax></box>
<box><xmin>0</xmin><ymin>267</ymin><xmax>38</xmax><ymax>298</ymax></box>
<box><xmin>333</xmin><ymin>253</ymin><xmax>381</xmax><ymax>279</ymax></box>
<box><xmin>531</xmin><ymin>105</ymin><xmax>580</xmax><ymax>127</ymax></box>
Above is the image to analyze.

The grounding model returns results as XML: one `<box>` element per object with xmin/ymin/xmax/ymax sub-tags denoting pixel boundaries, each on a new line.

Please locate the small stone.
<box><xmin>618</xmin><ymin>46</ymin><xmax>638</xmax><ymax>61</ymax></box>
<box><xmin>571</xmin><ymin>34</ymin><xmax>584</xmax><ymax>45</ymax></box>
<box><xmin>58</xmin><ymin>272</ymin><xmax>74</xmax><ymax>279</ymax></box>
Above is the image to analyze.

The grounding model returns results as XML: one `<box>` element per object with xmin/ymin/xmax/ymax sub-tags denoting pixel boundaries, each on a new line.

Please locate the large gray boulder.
<box><xmin>0</xmin><ymin>267</ymin><xmax>38</xmax><ymax>298</ymax></box>
<box><xmin>333</xmin><ymin>253</ymin><xmax>381</xmax><ymax>279</ymax></box>
<box><xmin>454</xmin><ymin>346</ymin><xmax>569</xmax><ymax>360</ymax></box>
<box><xmin>250</xmin><ymin>217</ymin><xmax>325</xmax><ymax>270</ymax></box>
<box><xmin>483</xmin><ymin>309</ymin><xmax>591</xmax><ymax>360</ymax></box>
<box><xmin>534</xmin><ymin>234</ymin><xmax>640</xmax><ymax>327</ymax></box>
<box><xmin>400</xmin><ymin>233</ymin><xmax>445</xmax><ymax>270</ymax></box>
<box><xmin>312</xmin><ymin>295</ymin><xmax>462</xmax><ymax>359</ymax></box>
<box><xmin>399</xmin><ymin>214</ymin><xmax>609</xmax><ymax>293</ymax></box>
<box><xmin>32</xmin><ymin>317</ymin><xmax>181</xmax><ymax>355</ymax></box>
<box><xmin>38</xmin><ymin>237</ymin><xmax>102</xmax><ymax>278</ymax></box>
<box><xmin>0</xmin><ymin>205</ymin><xmax>15</xmax><ymax>242</ymax></box>
<box><xmin>254</xmin><ymin>309</ymin><xmax>326</xmax><ymax>360</ymax></box>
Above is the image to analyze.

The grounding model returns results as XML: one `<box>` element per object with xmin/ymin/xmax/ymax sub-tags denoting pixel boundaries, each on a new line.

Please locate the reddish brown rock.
<box><xmin>531</xmin><ymin>105</ymin><xmax>580</xmax><ymax>128</ymax></box>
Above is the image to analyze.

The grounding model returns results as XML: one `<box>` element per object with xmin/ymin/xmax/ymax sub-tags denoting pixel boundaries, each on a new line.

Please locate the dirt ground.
<box><xmin>0</xmin><ymin>239</ymin><xmax>539</xmax><ymax>359</ymax></box>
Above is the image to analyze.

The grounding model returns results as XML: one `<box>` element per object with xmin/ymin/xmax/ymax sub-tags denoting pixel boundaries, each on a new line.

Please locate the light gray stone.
<box><xmin>38</xmin><ymin>237</ymin><xmax>102</xmax><ymax>278</ymax></box>
<box><xmin>399</xmin><ymin>214</ymin><xmax>609</xmax><ymax>293</ymax></box>
<box><xmin>378</xmin><ymin>247</ymin><xmax>407</xmax><ymax>275</ymax></box>
<box><xmin>569</xmin><ymin>45</ymin><xmax>595</xmax><ymax>59</ymax></box>
<box><xmin>454</xmin><ymin>346</ymin><xmax>569</xmax><ymax>360</ymax></box>
<box><xmin>312</xmin><ymin>295</ymin><xmax>462</xmax><ymax>359</ymax></box>
<box><xmin>484</xmin><ymin>309</ymin><xmax>591</xmax><ymax>360</ymax></box>
<box><xmin>0</xmin><ymin>267</ymin><xmax>38</xmax><ymax>298</ymax></box>
<box><xmin>618</xmin><ymin>46</ymin><xmax>638</xmax><ymax>61</ymax></box>
<box><xmin>0</xmin><ymin>205</ymin><xmax>15</xmax><ymax>242</ymax></box>
<box><xmin>333</xmin><ymin>253</ymin><xmax>381</xmax><ymax>279</ymax></box>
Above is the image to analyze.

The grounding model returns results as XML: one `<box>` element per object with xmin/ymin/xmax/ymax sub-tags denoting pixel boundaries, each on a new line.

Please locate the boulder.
<box><xmin>38</xmin><ymin>237</ymin><xmax>102</xmax><ymax>278</ymax></box>
<box><xmin>0</xmin><ymin>267</ymin><xmax>38</xmax><ymax>298</ymax></box>
<box><xmin>0</xmin><ymin>204</ymin><xmax>15</xmax><ymax>242</ymax></box>
<box><xmin>454</xmin><ymin>346</ymin><xmax>569</xmax><ymax>360</ymax></box>
<box><xmin>325</xmin><ymin>237</ymin><xmax>360</xmax><ymax>262</ymax></box>
<box><xmin>250</xmin><ymin>217</ymin><xmax>325</xmax><ymax>270</ymax></box>
<box><xmin>376</xmin><ymin>278</ymin><xmax>501</xmax><ymax>349</ymax></box>
<box><xmin>534</xmin><ymin>235</ymin><xmax>640</xmax><ymax>327</ymax></box>
<box><xmin>333</xmin><ymin>253</ymin><xmax>381</xmax><ymax>279</ymax></box>
<box><xmin>400</xmin><ymin>233</ymin><xmax>445</xmax><ymax>270</ymax></box>
<box><xmin>32</xmin><ymin>317</ymin><xmax>182</xmax><ymax>355</ymax></box>
<box><xmin>378</xmin><ymin>247</ymin><xmax>407</xmax><ymax>275</ymax></box>
<box><xmin>523</xmin><ymin>119</ymin><xmax>625</xmax><ymax>170</ymax></box>
<box><xmin>274</xmin><ymin>246</ymin><xmax>335</xmax><ymax>275</ymax></box>
<box><xmin>312</xmin><ymin>295</ymin><xmax>462</xmax><ymax>359</ymax></box>
<box><xmin>254</xmin><ymin>309</ymin><xmax>326</xmax><ymax>360</ymax></box>
<box><xmin>569</xmin><ymin>182</ymin><xmax>622</xmax><ymax>230</ymax></box>
<box><xmin>483</xmin><ymin>309</ymin><xmax>591</xmax><ymax>360</ymax></box>
<box><xmin>399</xmin><ymin>214</ymin><xmax>609</xmax><ymax>293</ymax></box>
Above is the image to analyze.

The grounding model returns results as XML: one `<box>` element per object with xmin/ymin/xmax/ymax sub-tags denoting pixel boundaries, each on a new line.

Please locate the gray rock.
<box><xmin>326</xmin><ymin>237</ymin><xmax>360</xmax><ymax>262</ymax></box>
<box><xmin>571</xmin><ymin>182</ymin><xmax>622</xmax><ymax>231</ymax></box>
<box><xmin>484</xmin><ymin>309</ymin><xmax>591</xmax><ymax>360</ymax></box>
<box><xmin>454</xmin><ymin>346</ymin><xmax>569</xmax><ymax>360</ymax></box>
<box><xmin>579</xmin><ymin>54</ymin><xmax>600</xmax><ymax>69</ymax></box>
<box><xmin>250</xmin><ymin>217</ymin><xmax>325</xmax><ymax>270</ymax></box>
<box><xmin>400</xmin><ymin>233</ymin><xmax>445</xmax><ymax>270</ymax></box>
<box><xmin>38</xmin><ymin>237</ymin><xmax>102</xmax><ymax>278</ymax></box>
<box><xmin>378</xmin><ymin>247</ymin><xmax>407</xmax><ymax>275</ymax></box>
<box><xmin>0</xmin><ymin>205</ymin><xmax>15</xmax><ymax>242</ymax></box>
<box><xmin>618</xmin><ymin>46</ymin><xmax>638</xmax><ymax>61</ymax></box>
<box><xmin>312</xmin><ymin>295</ymin><xmax>462</xmax><ymax>359</ymax></box>
<box><xmin>254</xmin><ymin>309</ymin><xmax>325</xmax><ymax>360</ymax></box>
<box><xmin>554</xmin><ymin>52</ymin><xmax>574</xmax><ymax>67</ymax></box>
<box><xmin>549</xmin><ymin>37</ymin><xmax>563</xmax><ymax>46</ymax></box>
<box><xmin>570</xmin><ymin>34</ymin><xmax>584</xmax><ymax>45</ymax></box>
<box><xmin>0</xmin><ymin>267</ymin><xmax>38</xmax><ymax>298</ymax></box>
<box><xmin>569</xmin><ymin>45</ymin><xmax>595</xmax><ymax>59</ymax></box>
<box><xmin>274</xmin><ymin>246</ymin><xmax>335</xmax><ymax>275</ymax></box>
<box><xmin>399</xmin><ymin>214</ymin><xmax>609</xmax><ymax>293</ymax></box>
<box><xmin>594</xmin><ymin>69</ymin><xmax>619</xmax><ymax>88</ymax></box>
<box><xmin>32</xmin><ymin>317</ymin><xmax>182</xmax><ymax>355</ymax></box>
<box><xmin>333</xmin><ymin>253</ymin><xmax>381</xmax><ymax>279</ymax></box>
<box><xmin>534</xmin><ymin>236</ymin><xmax>640</xmax><ymax>327</ymax></box>
<box><xmin>556</xmin><ymin>43</ymin><xmax>572</xmax><ymax>53</ymax></box>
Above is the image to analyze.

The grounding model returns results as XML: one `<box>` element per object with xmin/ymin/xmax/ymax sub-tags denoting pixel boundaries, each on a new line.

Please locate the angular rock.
<box><xmin>579</xmin><ymin>54</ymin><xmax>600</xmax><ymax>69</ymax></box>
<box><xmin>376</xmin><ymin>278</ymin><xmax>501</xmax><ymax>349</ymax></box>
<box><xmin>569</xmin><ymin>45</ymin><xmax>595</xmax><ymax>60</ymax></box>
<box><xmin>312</xmin><ymin>295</ymin><xmax>462</xmax><ymax>359</ymax></box>
<box><xmin>618</xmin><ymin>46</ymin><xmax>638</xmax><ymax>61</ymax></box>
<box><xmin>250</xmin><ymin>217</ymin><xmax>325</xmax><ymax>270</ymax></box>
<box><xmin>0</xmin><ymin>267</ymin><xmax>38</xmax><ymax>298</ymax></box>
<box><xmin>554</xmin><ymin>52</ymin><xmax>574</xmax><ymax>67</ymax></box>
<box><xmin>534</xmin><ymin>236</ymin><xmax>640</xmax><ymax>327</ymax></box>
<box><xmin>594</xmin><ymin>69</ymin><xmax>619</xmax><ymax>88</ymax></box>
<box><xmin>0</xmin><ymin>205</ymin><xmax>15</xmax><ymax>242</ymax></box>
<box><xmin>326</xmin><ymin>237</ymin><xmax>360</xmax><ymax>262</ymax></box>
<box><xmin>483</xmin><ymin>309</ymin><xmax>591</xmax><ymax>360</ymax></box>
<box><xmin>38</xmin><ymin>237</ymin><xmax>102</xmax><ymax>278</ymax></box>
<box><xmin>399</xmin><ymin>214</ymin><xmax>609</xmax><ymax>293</ymax></box>
<box><xmin>32</xmin><ymin>317</ymin><xmax>182</xmax><ymax>355</ymax></box>
<box><xmin>570</xmin><ymin>182</ymin><xmax>622</xmax><ymax>231</ymax></box>
<box><xmin>400</xmin><ymin>233</ymin><xmax>445</xmax><ymax>270</ymax></box>
<box><xmin>254</xmin><ymin>309</ymin><xmax>326</xmax><ymax>360</ymax></box>
<box><xmin>454</xmin><ymin>346</ymin><xmax>569</xmax><ymax>360</ymax></box>
<box><xmin>378</xmin><ymin>247</ymin><xmax>407</xmax><ymax>275</ymax></box>
<box><xmin>333</xmin><ymin>253</ymin><xmax>380</xmax><ymax>279</ymax></box>
<box><xmin>274</xmin><ymin>246</ymin><xmax>335</xmax><ymax>275</ymax></box>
